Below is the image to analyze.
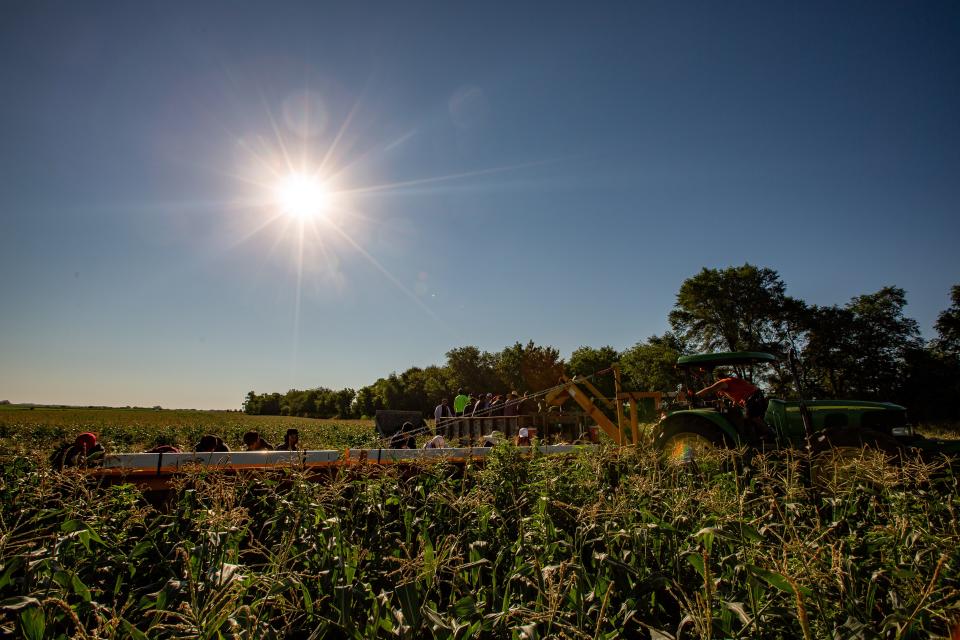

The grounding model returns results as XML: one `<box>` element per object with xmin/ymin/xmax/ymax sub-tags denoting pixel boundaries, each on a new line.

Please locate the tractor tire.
<box><xmin>655</xmin><ymin>418</ymin><xmax>731</xmax><ymax>467</ymax></box>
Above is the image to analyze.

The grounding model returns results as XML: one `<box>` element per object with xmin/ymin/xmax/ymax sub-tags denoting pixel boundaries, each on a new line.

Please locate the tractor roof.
<box><xmin>676</xmin><ymin>351</ymin><xmax>777</xmax><ymax>367</ymax></box>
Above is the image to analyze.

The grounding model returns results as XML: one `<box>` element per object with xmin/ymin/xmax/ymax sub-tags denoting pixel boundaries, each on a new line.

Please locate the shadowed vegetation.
<box><xmin>0</xmin><ymin>434</ymin><xmax>958</xmax><ymax>638</ymax></box>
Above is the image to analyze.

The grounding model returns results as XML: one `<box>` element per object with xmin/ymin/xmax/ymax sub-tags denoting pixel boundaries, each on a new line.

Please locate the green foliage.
<box><xmin>803</xmin><ymin>287</ymin><xmax>923</xmax><ymax>399</ymax></box>
<box><xmin>669</xmin><ymin>264</ymin><xmax>804</xmax><ymax>354</ymax></box>
<box><xmin>567</xmin><ymin>345</ymin><xmax>620</xmax><ymax>397</ymax></box>
<box><xmin>238</xmin><ymin>277</ymin><xmax>960</xmax><ymax>425</ymax></box>
<box><xmin>344</xmin><ymin>341</ymin><xmax>566</xmax><ymax>418</ymax></box>
<box><xmin>933</xmin><ymin>285</ymin><xmax>960</xmax><ymax>359</ymax></box>
<box><xmin>0</xmin><ymin>443</ymin><xmax>958</xmax><ymax>638</ymax></box>
<box><xmin>497</xmin><ymin>340</ymin><xmax>565</xmax><ymax>393</ymax></box>
<box><xmin>0</xmin><ymin>405</ymin><xmax>378</xmax><ymax>457</ymax></box>
<box><xmin>620</xmin><ymin>333</ymin><xmax>684</xmax><ymax>392</ymax></box>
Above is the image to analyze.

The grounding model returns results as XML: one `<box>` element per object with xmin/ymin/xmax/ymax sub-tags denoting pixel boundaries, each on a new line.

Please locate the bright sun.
<box><xmin>275</xmin><ymin>173</ymin><xmax>331</xmax><ymax>220</ymax></box>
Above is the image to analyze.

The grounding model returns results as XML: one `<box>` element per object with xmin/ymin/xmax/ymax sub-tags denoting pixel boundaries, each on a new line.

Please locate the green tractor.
<box><xmin>653</xmin><ymin>351</ymin><xmax>955</xmax><ymax>464</ymax></box>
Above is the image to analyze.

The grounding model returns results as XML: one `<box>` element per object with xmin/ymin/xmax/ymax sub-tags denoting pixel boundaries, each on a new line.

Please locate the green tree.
<box><xmin>847</xmin><ymin>286</ymin><xmax>922</xmax><ymax>397</ymax></box>
<box><xmin>669</xmin><ymin>264</ymin><xmax>803</xmax><ymax>354</ymax></box>
<box><xmin>801</xmin><ymin>305</ymin><xmax>859</xmax><ymax>397</ymax></box>
<box><xmin>243</xmin><ymin>391</ymin><xmax>260</xmax><ymax>415</ymax></box>
<box><xmin>933</xmin><ymin>284</ymin><xmax>960</xmax><ymax>359</ymax></box>
<box><xmin>567</xmin><ymin>345</ymin><xmax>620</xmax><ymax>398</ymax></box>
<box><xmin>353</xmin><ymin>386</ymin><xmax>379</xmax><ymax>418</ymax></box>
<box><xmin>496</xmin><ymin>341</ymin><xmax>565</xmax><ymax>393</ymax></box>
<box><xmin>260</xmin><ymin>393</ymin><xmax>282</xmax><ymax>416</ymax></box>
<box><xmin>333</xmin><ymin>388</ymin><xmax>356</xmax><ymax>418</ymax></box>
<box><xmin>803</xmin><ymin>287</ymin><xmax>921</xmax><ymax>399</ymax></box>
<box><xmin>620</xmin><ymin>333</ymin><xmax>684</xmax><ymax>392</ymax></box>
<box><xmin>445</xmin><ymin>346</ymin><xmax>499</xmax><ymax>394</ymax></box>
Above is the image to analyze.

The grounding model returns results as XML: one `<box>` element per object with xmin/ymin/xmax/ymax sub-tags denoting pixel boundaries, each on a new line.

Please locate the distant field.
<box><xmin>0</xmin><ymin>405</ymin><xmax>379</xmax><ymax>460</ymax></box>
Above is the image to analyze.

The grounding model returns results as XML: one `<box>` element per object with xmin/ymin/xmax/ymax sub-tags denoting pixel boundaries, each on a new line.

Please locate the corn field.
<box><xmin>1</xmin><ymin>434</ymin><xmax>959</xmax><ymax>638</ymax></box>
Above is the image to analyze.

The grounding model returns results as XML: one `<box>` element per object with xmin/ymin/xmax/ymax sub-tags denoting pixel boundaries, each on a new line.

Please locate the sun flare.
<box><xmin>275</xmin><ymin>173</ymin><xmax>331</xmax><ymax>220</ymax></box>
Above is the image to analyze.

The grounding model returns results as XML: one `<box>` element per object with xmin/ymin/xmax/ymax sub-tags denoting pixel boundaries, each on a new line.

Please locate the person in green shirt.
<box><xmin>453</xmin><ymin>388</ymin><xmax>470</xmax><ymax>416</ymax></box>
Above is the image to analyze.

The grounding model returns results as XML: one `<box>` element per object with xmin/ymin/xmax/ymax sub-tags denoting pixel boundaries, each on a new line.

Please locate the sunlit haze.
<box><xmin>1</xmin><ymin>2</ymin><xmax>958</xmax><ymax>409</ymax></box>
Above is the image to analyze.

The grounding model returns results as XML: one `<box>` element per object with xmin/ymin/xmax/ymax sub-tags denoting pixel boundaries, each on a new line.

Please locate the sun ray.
<box><xmin>335</xmin><ymin>158</ymin><xmax>558</xmax><ymax>198</ymax></box>
<box><xmin>319</xmin><ymin>90</ymin><xmax>366</xmax><ymax>177</ymax></box>
<box><xmin>324</xmin><ymin>215</ymin><xmax>459</xmax><ymax>338</ymax></box>
<box><xmin>291</xmin><ymin>219</ymin><xmax>306</xmax><ymax>379</ymax></box>
<box><xmin>260</xmin><ymin>88</ymin><xmax>298</xmax><ymax>177</ymax></box>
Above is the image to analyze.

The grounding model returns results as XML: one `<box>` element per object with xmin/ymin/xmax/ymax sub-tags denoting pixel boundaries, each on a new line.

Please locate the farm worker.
<box><xmin>51</xmin><ymin>432</ymin><xmax>105</xmax><ymax>470</ymax></box>
<box><xmin>502</xmin><ymin>392</ymin><xmax>520</xmax><ymax>417</ymax></box>
<box><xmin>696</xmin><ymin>376</ymin><xmax>771</xmax><ymax>442</ymax></box>
<box><xmin>482</xmin><ymin>431</ymin><xmax>504</xmax><ymax>447</ymax></box>
<box><xmin>195</xmin><ymin>434</ymin><xmax>230</xmax><ymax>452</ymax></box>
<box><xmin>516</xmin><ymin>427</ymin><xmax>531</xmax><ymax>446</ymax></box>
<box><xmin>423</xmin><ymin>434</ymin><xmax>447</xmax><ymax>449</ymax></box>
<box><xmin>276</xmin><ymin>429</ymin><xmax>300</xmax><ymax>451</ymax></box>
<box><xmin>243</xmin><ymin>431</ymin><xmax>274</xmax><ymax>451</ymax></box>
<box><xmin>453</xmin><ymin>389</ymin><xmax>470</xmax><ymax>417</ymax></box>
<box><xmin>390</xmin><ymin>422</ymin><xmax>416</xmax><ymax>449</ymax></box>
<box><xmin>471</xmin><ymin>393</ymin><xmax>492</xmax><ymax>416</ymax></box>
<box><xmin>145</xmin><ymin>444</ymin><xmax>181</xmax><ymax>453</ymax></box>
<box><xmin>434</xmin><ymin>398</ymin><xmax>454</xmax><ymax>424</ymax></box>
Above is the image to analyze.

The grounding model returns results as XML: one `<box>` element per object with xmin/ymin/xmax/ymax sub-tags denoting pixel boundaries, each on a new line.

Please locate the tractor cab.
<box><xmin>674</xmin><ymin>351</ymin><xmax>775</xmax><ymax>415</ymax></box>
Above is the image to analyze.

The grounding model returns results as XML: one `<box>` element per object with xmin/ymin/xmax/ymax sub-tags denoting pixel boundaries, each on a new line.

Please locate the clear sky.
<box><xmin>2</xmin><ymin>1</ymin><xmax>958</xmax><ymax>409</ymax></box>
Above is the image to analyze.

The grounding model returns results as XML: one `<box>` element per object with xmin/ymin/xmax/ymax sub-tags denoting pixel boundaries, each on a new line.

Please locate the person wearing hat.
<box><xmin>51</xmin><ymin>432</ymin><xmax>105</xmax><ymax>470</ymax></box>
<box><xmin>515</xmin><ymin>427</ymin><xmax>532</xmax><ymax>447</ymax></box>
<box><xmin>276</xmin><ymin>429</ymin><xmax>301</xmax><ymax>451</ymax></box>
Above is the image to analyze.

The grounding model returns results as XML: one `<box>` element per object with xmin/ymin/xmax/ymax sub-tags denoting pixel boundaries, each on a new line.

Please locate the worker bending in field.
<box><xmin>243</xmin><ymin>431</ymin><xmax>274</xmax><ymax>451</ymax></box>
<box><xmin>194</xmin><ymin>434</ymin><xmax>229</xmax><ymax>452</ymax></box>
<box><xmin>696</xmin><ymin>374</ymin><xmax>772</xmax><ymax>443</ymax></box>
<box><xmin>51</xmin><ymin>432</ymin><xmax>105</xmax><ymax>470</ymax></box>
<box><xmin>275</xmin><ymin>429</ymin><xmax>300</xmax><ymax>451</ymax></box>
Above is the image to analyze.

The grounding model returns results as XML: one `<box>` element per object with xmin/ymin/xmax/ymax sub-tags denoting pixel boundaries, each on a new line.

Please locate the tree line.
<box><xmin>243</xmin><ymin>265</ymin><xmax>960</xmax><ymax>422</ymax></box>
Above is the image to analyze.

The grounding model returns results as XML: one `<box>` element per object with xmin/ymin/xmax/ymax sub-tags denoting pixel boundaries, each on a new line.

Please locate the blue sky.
<box><xmin>2</xmin><ymin>1</ymin><xmax>958</xmax><ymax>409</ymax></box>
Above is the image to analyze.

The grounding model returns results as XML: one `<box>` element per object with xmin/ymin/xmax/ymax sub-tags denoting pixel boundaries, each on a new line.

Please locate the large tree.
<box><xmin>496</xmin><ymin>341</ymin><xmax>565</xmax><ymax>394</ymax></box>
<box><xmin>933</xmin><ymin>284</ymin><xmax>960</xmax><ymax>359</ymax></box>
<box><xmin>444</xmin><ymin>346</ymin><xmax>499</xmax><ymax>394</ymax></box>
<box><xmin>803</xmin><ymin>287</ymin><xmax>921</xmax><ymax>399</ymax></box>
<box><xmin>566</xmin><ymin>345</ymin><xmax>620</xmax><ymax>398</ymax></box>
<box><xmin>801</xmin><ymin>305</ymin><xmax>860</xmax><ymax>397</ymax></box>
<box><xmin>620</xmin><ymin>333</ymin><xmax>684</xmax><ymax>392</ymax></box>
<box><xmin>669</xmin><ymin>264</ymin><xmax>803</xmax><ymax>354</ymax></box>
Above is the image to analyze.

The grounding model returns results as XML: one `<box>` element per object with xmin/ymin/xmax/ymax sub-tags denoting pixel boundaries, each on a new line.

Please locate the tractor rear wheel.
<box><xmin>655</xmin><ymin>420</ymin><xmax>730</xmax><ymax>467</ymax></box>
